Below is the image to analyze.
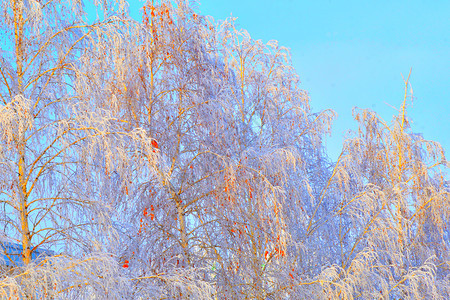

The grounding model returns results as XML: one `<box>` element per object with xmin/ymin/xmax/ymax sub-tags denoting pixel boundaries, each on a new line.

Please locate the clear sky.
<box><xmin>127</xmin><ymin>0</ymin><xmax>449</xmax><ymax>161</ymax></box>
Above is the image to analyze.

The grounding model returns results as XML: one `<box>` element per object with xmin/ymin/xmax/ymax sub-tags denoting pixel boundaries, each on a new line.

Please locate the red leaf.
<box><xmin>289</xmin><ymin>272</ymin><xmax>294</xmax><ymax>279</ymax></box>
<box><xmin>123</xmin><ymin>260</ymin><xmax>129</xmax><ymax>268</ymax></box>
<box><xmin>151</xmin><ymin>140</ymin><xmax>159</xmax><ymax>149</ymax></box>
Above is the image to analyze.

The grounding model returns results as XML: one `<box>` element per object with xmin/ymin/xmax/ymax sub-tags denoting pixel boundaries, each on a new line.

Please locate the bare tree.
<box><xmin>298</xmin><ymin>72</ymin><xmax>450</xmax><ymax>299</ymax></box>
<box><xmin>105</xmin><ymin>1</ymin><xmax>335</xmax><ymax>298</ymax></box>
<box><xmin>0</xmin><ymin>0</ymin><xmax>154</xmax><ymax>298</ymax></box>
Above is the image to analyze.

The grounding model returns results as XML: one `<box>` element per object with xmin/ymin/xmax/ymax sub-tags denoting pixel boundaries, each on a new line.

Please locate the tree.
<box><xmin>1</xmin><ymin>0</ymin><xmax>448</xmax><ymax>299</ymax></box>
<box><xmin>301</xmin><ymin>72</ymin><xmax>450</xmax><ymax>298</ymax></box>
<box><xmin>104</xmin><ymin>1</ymin><xmax>335</xmax><ymax>298</ymax></box>
<box><xmin>0</xmin><ymin>0</ymin><xmax>153</xmax><ymax>298</ymax></box>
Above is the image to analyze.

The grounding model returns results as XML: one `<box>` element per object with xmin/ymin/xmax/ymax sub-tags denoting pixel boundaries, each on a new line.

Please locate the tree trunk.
<box><xmin>14</xmin><ymin>0</ymin><xmax>32</xmax><ymax>266</ymax></box>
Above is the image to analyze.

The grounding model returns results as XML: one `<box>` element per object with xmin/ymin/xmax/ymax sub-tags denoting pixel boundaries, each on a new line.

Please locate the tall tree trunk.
<box><xmin>14</xmin><ymin>0</ymin><xmax>32</xmax><ymax>266</ymax></box>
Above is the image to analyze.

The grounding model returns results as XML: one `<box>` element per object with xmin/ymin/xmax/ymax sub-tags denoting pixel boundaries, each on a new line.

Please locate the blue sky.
<box><xmin>127</xmin><ymin>0</ymin><xmax>449</xmax><ymax>161</ymax></box>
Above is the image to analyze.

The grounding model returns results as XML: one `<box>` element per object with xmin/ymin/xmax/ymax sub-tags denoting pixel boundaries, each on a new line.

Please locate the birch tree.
<box><xmin>0</xmin><ymin>0</ymin><xmax>154</xmax><ymax>298</ymax></box>
<box><xmin>298</xmin><ymin>73</ymin><xmax>450</xmax><ymax>299</ymax></box>
<box><xmin>105</xmin><ymin>1</ymin><xmax>335</xmax><ymax>298</ymax></box>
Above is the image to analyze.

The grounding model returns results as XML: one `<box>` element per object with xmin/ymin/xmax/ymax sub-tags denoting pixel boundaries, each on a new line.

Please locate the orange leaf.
<box><xmin>151</xmin><ymin>140</ymin><xmax>159</xmax><ymax>149</ymax></box>
<box><xmin>150</xmin><ymin>213</ymin><xmax>155</xmax><ymax>220</ymax></box>
<box><xmin>123</xmin><ymin>260</ymin><xmax>129</xmax><ymax>268</ymax></box>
